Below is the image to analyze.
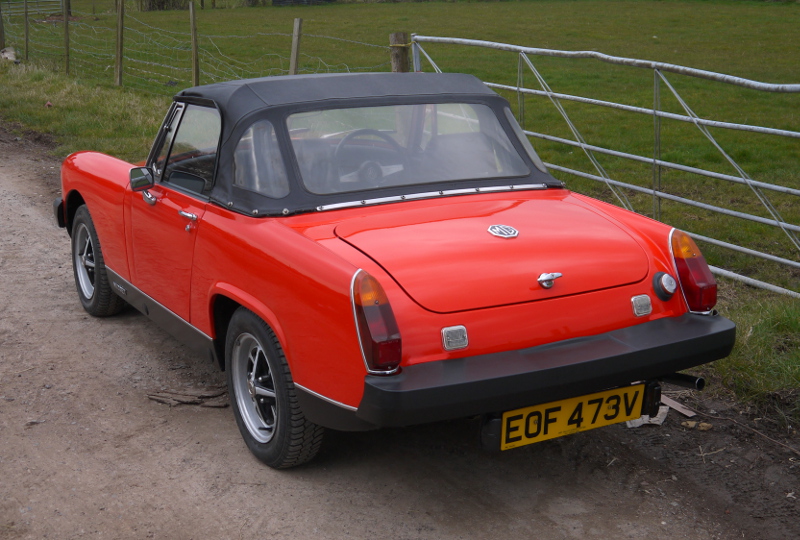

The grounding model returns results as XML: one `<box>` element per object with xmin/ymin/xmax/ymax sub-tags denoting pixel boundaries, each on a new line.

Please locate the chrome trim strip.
<box><xmin>294</xmin><ymin>383</ymin><xmax>358</xmax><ymax>412</ymax></box>
<box><xmin>317</xmin><ymin>184</ymin><xmax>549</xmax><ymax>212</ymax></box>
<box><xmin>350</xmin><ymin>269</ymin><xmax>400</xmax><ymax>376</ymax></box>
<box><xmin>105</xmin><ymin>267</ymin><xmax>218</xmax><ymax>362</ymax></box>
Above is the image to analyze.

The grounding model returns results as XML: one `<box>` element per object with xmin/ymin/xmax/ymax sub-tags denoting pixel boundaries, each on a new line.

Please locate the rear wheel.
<box><xmin>226</xmin><ymin>308</ymin><xmax>324</xmax><ymax>468</ymax></box>
<box><xmin>71</xmin><ymin>205</ymin><xmax>125</xmax><ymax>317</ymax></box>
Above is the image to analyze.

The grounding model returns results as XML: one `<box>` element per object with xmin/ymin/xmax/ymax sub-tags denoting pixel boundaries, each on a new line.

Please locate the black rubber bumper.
<box><xmin>355</xmin><ymin>313</ymin><xmax>735</xmax><ymax>427</ymax></box>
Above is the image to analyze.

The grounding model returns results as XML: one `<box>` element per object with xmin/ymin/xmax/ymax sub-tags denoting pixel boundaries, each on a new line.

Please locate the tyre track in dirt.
<box><xmin>0</xmin><ymin>127</ymin><xmax>797</xmax><ymax>539</ymax></box>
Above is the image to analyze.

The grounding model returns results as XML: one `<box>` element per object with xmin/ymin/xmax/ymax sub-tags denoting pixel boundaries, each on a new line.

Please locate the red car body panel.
<box><xmin>62</xmin><ymin>152</ymin><xmax>133</xmax><ymax>281</ymax></box>
<box><xmin>335</xmin><ymin>192</ymin><xmax>650</xmax><ymax>313</ymax></box>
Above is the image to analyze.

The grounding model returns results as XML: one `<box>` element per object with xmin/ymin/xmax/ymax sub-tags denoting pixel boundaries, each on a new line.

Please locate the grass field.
<box><xmin>0</xmin><ymin>0</ymin><xmax>798</xmax><ymax>421</ymax></box>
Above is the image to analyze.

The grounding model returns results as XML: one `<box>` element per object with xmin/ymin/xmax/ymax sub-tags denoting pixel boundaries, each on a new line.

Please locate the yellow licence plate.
<box><xmin>501</xmin><ymin>384</ymin><xmax>645</xmax><ymax>450</ymax></box>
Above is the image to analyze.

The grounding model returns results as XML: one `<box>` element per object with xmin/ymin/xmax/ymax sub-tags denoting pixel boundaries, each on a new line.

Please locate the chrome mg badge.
<box><xmin>488</xmin><ymin>224</ymin><xmax>519</xmax><ymax>239</ymax></box>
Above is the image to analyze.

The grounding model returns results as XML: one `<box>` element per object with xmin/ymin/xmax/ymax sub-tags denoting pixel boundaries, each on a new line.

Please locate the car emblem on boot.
<box><xmin>488</xmin><ymin>224</ymin><xmax>519</xmax><ymax>238</ymax></box>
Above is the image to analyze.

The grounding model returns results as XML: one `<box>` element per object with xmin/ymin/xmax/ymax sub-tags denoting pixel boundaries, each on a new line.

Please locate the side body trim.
<box><xmin>105</xmin><ymin>267</ymin><xmax>219</xmax><ymax>365</ymax></box>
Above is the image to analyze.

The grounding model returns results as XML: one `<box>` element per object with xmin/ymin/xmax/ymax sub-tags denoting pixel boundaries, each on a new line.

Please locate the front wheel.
<box><xmin>226</xmin><ymin>308</ymin><xmax>324</xmax><ymax>468</ymax></box>
<box><xmin>70</xmin><ymin>205</ymin><xmax>125</xmax><ymax>317</ymax></box>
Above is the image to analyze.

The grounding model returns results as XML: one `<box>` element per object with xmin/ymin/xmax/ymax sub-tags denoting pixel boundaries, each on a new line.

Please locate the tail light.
<box><xmin>670</xmin><ymin>230</ymin><xmax>717</xmax><ymax>312</ymax></box>
<box><xmin>351</xmin><ymin>270</ymin><xmax>402</xmax><ymax>374</ymax></box>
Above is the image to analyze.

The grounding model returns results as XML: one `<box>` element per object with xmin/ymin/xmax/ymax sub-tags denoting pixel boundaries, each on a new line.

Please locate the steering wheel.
<box><xmin>333</xmin><ymin>129</ymin><xmax>408</xmax><ymax>185</ymax></box>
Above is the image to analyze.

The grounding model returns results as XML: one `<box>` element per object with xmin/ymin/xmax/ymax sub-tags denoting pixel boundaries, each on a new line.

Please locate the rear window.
<box><xmin>287</xmin><ymin>103</ymin><xmax>529</xmax><ymax>195</ymax></box>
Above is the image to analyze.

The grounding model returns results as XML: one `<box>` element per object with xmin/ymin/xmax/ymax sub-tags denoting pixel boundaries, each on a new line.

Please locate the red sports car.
<box><xmin>55</xmin><ymin>73</ymin><xmax>735</xmax><ymax>468</ymax></box>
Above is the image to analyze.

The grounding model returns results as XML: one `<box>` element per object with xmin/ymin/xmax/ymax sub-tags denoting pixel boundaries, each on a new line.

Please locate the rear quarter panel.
<box><xmin>190</xmin><ymin>205</ymin><xmax>366</xmax><ymax>407</ymax></box>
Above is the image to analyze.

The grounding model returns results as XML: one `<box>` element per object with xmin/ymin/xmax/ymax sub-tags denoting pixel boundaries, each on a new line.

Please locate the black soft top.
<box><xmin>177</xmin><ymin>72</ymin><xmax>497</xmax><ymax>122</ymax></box>
<box><xmin>167</xmin><ymin>72</ymin><xmax>560</xmax><ymax>216</ymax></box>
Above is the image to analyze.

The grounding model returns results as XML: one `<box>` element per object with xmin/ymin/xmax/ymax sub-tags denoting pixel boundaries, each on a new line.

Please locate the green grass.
<box><xmin>0</xmin><ymin>64</ymin><xmax>169</xmax><ymax>158</ymax></box>
<box><xmin>707</xmin><ymin>281</ymin><xmax>800</xmax><ymax>424</ymax></box>
<box><xmin>0</xmin><ymin>0</ymin><xmax>798</xmax><ymax>421</ymax></box>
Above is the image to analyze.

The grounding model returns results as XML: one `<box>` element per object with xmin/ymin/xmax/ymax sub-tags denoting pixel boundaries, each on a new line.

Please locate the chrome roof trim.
<box><xmin>316</xmin><ymin>183</ymin><xmax>549</xmax><ymax>212</ymax></box>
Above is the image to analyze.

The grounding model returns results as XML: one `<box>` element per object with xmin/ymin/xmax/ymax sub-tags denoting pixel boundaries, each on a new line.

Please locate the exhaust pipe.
<box><xmin>661</xmin><ymin>373</ymin><xmax>705</xmax><ymax>391</ymax></box>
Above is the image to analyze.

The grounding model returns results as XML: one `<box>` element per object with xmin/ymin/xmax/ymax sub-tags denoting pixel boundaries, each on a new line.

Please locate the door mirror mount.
<box><xmin>130</xmin><ymin>167</ymin><xmax>155</xmax><ymax>192</ymax></box>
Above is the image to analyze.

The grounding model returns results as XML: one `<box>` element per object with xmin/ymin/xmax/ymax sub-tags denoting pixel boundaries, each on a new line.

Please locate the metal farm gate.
<box><xmin>412</xmin><ymin>36</ymin><xmax>800</xmax><ymax>298</ymax></box>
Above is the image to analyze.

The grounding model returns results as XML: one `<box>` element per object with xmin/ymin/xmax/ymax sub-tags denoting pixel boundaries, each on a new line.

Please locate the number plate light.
<box><xmin>442</xmin><ymin>325</ymin><xmax>468</xmax><ymax>351</ymax></box>
<box><xmin>631</xmin><ymin>294</ymin><xmax>652</xmax><ymax>317</ymax></box>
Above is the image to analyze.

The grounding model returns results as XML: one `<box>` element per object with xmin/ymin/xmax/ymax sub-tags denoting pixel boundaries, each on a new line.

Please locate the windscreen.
<box><xmin>287</xmin><ymin>103</ymin><xmax>530</xmax><ymax>195</ymax></box>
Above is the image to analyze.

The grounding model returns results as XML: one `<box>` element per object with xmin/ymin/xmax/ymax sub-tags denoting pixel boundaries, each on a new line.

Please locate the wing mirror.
<box><xmin>130</xmin><ymin>167</ymin><xmax>155</xmax><ymax>192</ymax></box>
<box><xmin>130</xmin><ymin>167</ymin><xmax>157</xmax><ymax>205</ymax></box>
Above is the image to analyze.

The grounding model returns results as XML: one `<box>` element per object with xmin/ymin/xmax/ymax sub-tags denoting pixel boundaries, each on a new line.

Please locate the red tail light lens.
<box><xmin>351</xmin><ymin>271</ymin><xmax>402</xmax><ymax>374</ymax></box>
<box><xmin>670</xmin><ymin>230</ymin><xmax>717</xmax><ymax>312</ymax></box>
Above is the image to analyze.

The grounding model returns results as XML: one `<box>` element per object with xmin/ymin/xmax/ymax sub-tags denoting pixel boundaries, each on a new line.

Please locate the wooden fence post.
<box><xmin>63</xmin><ymin>0</ymin><xmax>70</xmax><ymax>75</ymax></box>
<box><xmin>390</xmin><ymin>32</ymin><xmax>409</xmax><ymax>73</ymax></box>
<box><xmin>190</xmin><ymin>1</ymin><xmax>199</xmax><ymax>86</ymax></box>
<box><xmin>24</xmin><ymin>0</ymin><xmax>29</xmax><ymax>61</ymax></box>
<box><xmin>0</xmin><ymin>1</ymin><xmax>6</xmax><ymax>51</ymax></box>
<box><xmin>288</xmin><ymin>18</ymin><xmax>302</xmax><ymax>76</ymax></box>
<box><xmin>115</xmin><ymin>0</ymin><xmax>124</xmax><ymax>86</ymax></box>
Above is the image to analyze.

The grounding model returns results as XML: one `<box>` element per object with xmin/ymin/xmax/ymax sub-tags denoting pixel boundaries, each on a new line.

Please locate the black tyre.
<box><xmin>226</xmin><ymin>308</ymin><xmax>324</xmax><ymax>468</ymax></box>
<box><xmin>71</xmin><ymin>205</ymin><xmax>126</xmax><ymax>317</ymax></box>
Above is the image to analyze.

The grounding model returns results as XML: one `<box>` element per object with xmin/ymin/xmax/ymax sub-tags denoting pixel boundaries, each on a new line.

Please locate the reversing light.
<box><xmin>351</xmin><ymin>270</ymin><xmax>402</xmax><ymax>374</ymax></box>
<box><xmin>670</xmin><ymin>230</ymin><xmax>717</xmax><ymax>312</ymax></box>
<box><xmin>653</xmin><ymin>272</ymin><xmax>678</xmax><ymax>301</ymax></box>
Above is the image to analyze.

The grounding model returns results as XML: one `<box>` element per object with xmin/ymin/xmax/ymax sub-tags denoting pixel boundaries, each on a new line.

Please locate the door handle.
<box><xmin>142</xmin><ymin>190</ymin><xmax>157</xmax><ymax>206</ymax></box>
<box><xmin>178</xmin><ymin>210</ymin><xmax>197</xmax><ymax>221</ymax></box>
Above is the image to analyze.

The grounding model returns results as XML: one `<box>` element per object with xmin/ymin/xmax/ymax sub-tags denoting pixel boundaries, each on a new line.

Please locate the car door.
<box><xmin>129</xmin><ymin>102</ymin><xmax>222</xmax><ymax>322</ymax></box>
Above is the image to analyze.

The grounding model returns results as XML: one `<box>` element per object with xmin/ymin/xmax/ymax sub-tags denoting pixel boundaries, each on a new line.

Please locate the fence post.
<box><xmin>289</xmin><ymin>18</ymin><xmax>302</xmax><ymax>76</ymax></box>
<box><xmin>653</xmin><ymin>70</ymin><xmax>662</xmax><ymax>220</ymax></box>
<box><xmin>63</xmin><ymin>0</ymin><xmax>69</xmax><ymax>75</ymax></box>
<box><xmin>389</xmin><ymin>32</ymin><xmax>409</xmax><ymax>73</ymax></box>
<box><xmin>190</xmin><ymin>1</ymin><xmax>199</xmax><ymax>86</ymax></box>
<box><xmin>24</xmin><ymin>0</ymin><xmax>28</xmax><ymax>61</ymax></box>
<box><xmin>411</xmin><ymin>34</ymin><xmax>420</xmax><ymax>72</ymax></box>
<box><xmin>115</xmin><ymin>0</ymin><xmax>124</xmax><ymax>86</ymax></box>
<box><xmin>0</xmin><ymin>1</ymin><xmax>5</xmax><ymax>50</ymax></box>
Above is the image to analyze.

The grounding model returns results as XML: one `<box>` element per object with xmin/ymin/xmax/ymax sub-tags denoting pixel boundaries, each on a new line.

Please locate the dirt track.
<box><xmin>0</xmin><ymin>126</ymin><xmax>798</xmax><ymax>539</ymax></box>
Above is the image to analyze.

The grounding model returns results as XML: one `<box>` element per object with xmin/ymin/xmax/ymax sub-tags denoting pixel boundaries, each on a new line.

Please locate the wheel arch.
<box><xmin>209</xmin><ymin>287</ymin><xmax>288</xmax><ymax>372</ymax></box>
<box><xmin>64</xmin><ymin>190</ymin><xmax>87</xmax><ymax>237</ymax></box>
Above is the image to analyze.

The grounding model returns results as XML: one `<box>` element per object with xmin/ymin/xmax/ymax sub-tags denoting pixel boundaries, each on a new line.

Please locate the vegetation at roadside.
<box><xmin>0</xmin><ymin>0</ymin><xmax>797</xmax><ymax>423</ymax></box>
<box><xmin>0</xmin><ymin>64</ymin><xmax>169</xmax><ymax>159</ymax></box>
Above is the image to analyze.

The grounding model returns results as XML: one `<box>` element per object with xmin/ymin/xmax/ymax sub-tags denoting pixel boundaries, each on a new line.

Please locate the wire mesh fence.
<box><xmin>0</xmin><ymin>1</ymin><xmax>391</xmax><ymax>95</ymax></box>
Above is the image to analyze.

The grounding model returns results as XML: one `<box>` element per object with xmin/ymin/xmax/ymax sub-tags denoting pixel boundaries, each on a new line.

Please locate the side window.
<box><xmin>162</xmin><ymin>104</ymin><xmax>222</xmax><ymax>195</ymax></box>
<box><xmin>233</xmin><ymin>120</ymin><xmax>290</xmax><ymax>199</ymax></box>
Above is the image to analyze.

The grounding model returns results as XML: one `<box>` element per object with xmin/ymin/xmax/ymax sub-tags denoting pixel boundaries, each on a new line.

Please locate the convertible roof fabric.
<box><xmin>178</xmin><ymin>72</ymin><xmax>494</xmax><ymax>108</ymax></box>
<box><xmin>170</xmin><ymin>72</ymin><xmax>560</xmax><ymax>216</ymax></box>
